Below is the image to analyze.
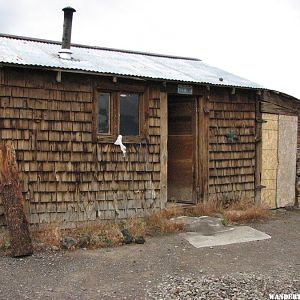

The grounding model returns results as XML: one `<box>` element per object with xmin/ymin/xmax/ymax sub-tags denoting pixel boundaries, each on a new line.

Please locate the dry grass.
<box><xmin>30</xmin><ymin>213</ymin><xmax>183</xmax><ymax>250</ymax></box>
<box><xmin>64</xmin><ymin>223</ymin><xmax>123</xmax><ymax>249</ymax></box>
<box><xmin>87</xmin><ymin>223</ymin><xmax>123</xmax><ymax>248</ymax></box>
<box><xmin>186</xmin><ymin>198</ymin><xmax>269</xmax><ymax>224</ymax></box>
<box><xmin>228</xmin><ymin>199</ymin><xmax>255</xmax><ymax>210</ymax></box>
<box><xmin>145</xmin><ymin>210</ymin><xmax>184</xmax><ymax>235</ymax></box>
<box><xmin>187</xmin><ymin>199</ymin><xmax>223</xmax><ymax>217</ymax></box>
<box><xmin>160</xmin><ymin>206</ymin><xmax>185</xmax><ymax>219</ymax></box>
<box><xmin>224</xmin><ymin>200</ymin><xmax>270</xmax><ymax>224</ymax></box>
<box><xmin>122</xmin><ymin>218</ymin><xmax>146</xmax><ymax>239</ymax></box>
<box><xmin>26</xmin><ymin>199</ymin><xmax>269</xmax><ymax>252</ymax></box>
<box><xmin>31</xmin><ymin>224</ymin><xmax>61</xmax><ymax>248</ymax></box>
<box><xmin>31</xmin><ymin>222</ymin><xmax>124</xmax><ymax>249</ymax></box>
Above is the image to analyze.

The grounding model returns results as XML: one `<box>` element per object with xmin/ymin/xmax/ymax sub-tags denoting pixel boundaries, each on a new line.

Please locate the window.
<box><xmin>95</xmin><ymin>86</ymin><xmax>146</xmax><ymax>143</ymax></box>
<box><xmin>119</xmin><ymin>93</ymin><xmax>140</xmax><ymax>136</ymax></box>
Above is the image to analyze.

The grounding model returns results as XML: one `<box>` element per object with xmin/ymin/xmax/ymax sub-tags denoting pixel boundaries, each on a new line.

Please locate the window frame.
<box><xmin>94</xmin><ymin>82</ymin><xmax>147</xmax><ymax>144</ymax></box>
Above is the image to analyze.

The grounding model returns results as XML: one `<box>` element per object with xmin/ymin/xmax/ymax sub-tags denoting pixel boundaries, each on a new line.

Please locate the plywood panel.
<box><xmin>261</xmin><ymin>129</ymin><xmax>278</xmax><ymax>150</ymax></box>
<box><xmin>261</xmin><ymin>149</ymin><xmax>278</xmax><ymax>171</ymax></box>
<box><xmin>277</xmin><ymin>115</ymin><xmax>298</xmax><ymax>207</ymax></box>
<box><xmin>261</xmin><ymin>113</ymin><xmax>278</xmax><ymax>208</ymax></box>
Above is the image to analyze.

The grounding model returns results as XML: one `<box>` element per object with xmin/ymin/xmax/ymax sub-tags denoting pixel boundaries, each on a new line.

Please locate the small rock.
<box><xmin>121</xmin><ymin>229</ymin><xmax>134</xmax><ymax>244</ymax></box>
<box><xmin>135</xmin><ymin>236</ymin><xmax>145</xmax><ymax>244</ymax></box>
<box><xmin>78</xmin><ymin>235</ymin><xmax>90</xmax><ymax>248</ymax></box>
<box><xmin>60</xmin><ymin>236</ymin><xmax>78</xmax><ymax>250</ymax></box>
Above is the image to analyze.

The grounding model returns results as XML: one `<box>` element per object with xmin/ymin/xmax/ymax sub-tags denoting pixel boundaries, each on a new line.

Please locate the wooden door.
<box><xmin>168</xmin><ymin>96</ymin><xmax>196</xmax><ymax>203</ymax></box>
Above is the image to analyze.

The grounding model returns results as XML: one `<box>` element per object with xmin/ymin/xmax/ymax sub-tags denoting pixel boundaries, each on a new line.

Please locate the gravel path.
<box><xmin>0</xmin><ymin>210</ymin><xmax>299</xmax><ymax>299</ymax></box>
<box><xmin>147</xmin><ymin>273</ymin><xmax>299</xmax><ymax>299</ymax></box>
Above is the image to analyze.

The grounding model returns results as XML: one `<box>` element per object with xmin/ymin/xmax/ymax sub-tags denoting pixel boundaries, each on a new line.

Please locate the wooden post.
<box><xmin>197</xmin><ymin>91</ymin><xmax>210</xmax><ymax>202</ymax></box>
<box><xmin>0</xmin><ymin>143</ymin><xmax>33</xmax><ymax>257</ymax></box>
<box><xmin>160</xmin><ymin>91</ymin><xmax>168</xmax><ymax>207</ymax></box>
<box><xmin>255</xmin><ymin>92</ymin><xmax>263</xmax><ymax>204</ymax></box>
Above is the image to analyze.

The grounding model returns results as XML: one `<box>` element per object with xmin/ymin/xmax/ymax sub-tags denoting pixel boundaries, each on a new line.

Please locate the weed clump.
<box><xmin>186</xmin><ymin>199</ymin><xmax>269</xmax><ymax>224</ymax></box>
<box><xmin>145</xmin><ymin>210</ymin><xmax>184</xmax><ymax>235</ymax></box>
<box><xmin>223</xmin><ymin>199</ymin><xmax>270</xmax><ymax>224</ymax></box>
<box><xmin>26</xmin><ymin>199</ymin><xmax>269</xmax><ymax>252</ymax></box>
<box><xmin>187</xmin><ymin>199</ymin><xmax>223</xmax><ymax>217</ymax></box>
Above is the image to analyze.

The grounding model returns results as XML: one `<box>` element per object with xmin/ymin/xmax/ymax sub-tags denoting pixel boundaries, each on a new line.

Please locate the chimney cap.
<box><xmin>62</xmin><ymin>6</ymin><xmax>76</xmax><ymax>13</ymax></box>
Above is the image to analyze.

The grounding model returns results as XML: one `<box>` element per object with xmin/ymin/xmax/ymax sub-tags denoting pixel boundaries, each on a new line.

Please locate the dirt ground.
<box><xmin>0</xmin><ymin>210</ymin><xmax>299</xmax><ymax>299</ymax></box>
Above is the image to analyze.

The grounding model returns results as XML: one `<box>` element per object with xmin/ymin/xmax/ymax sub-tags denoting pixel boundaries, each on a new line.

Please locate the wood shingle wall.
<box><xmin>0</xmin><ymin>67</ymin><xmax>163</xmax><ymax>227</ymax></box>
<box><xmin>208</xmin><ymin>88</ymin><xmax>256</xmax><ymax>203</ymax></box>
<box><xmin>1</xmin><ymin>66</ymin><xmax>298</xmax><ymax>228</ymax></box>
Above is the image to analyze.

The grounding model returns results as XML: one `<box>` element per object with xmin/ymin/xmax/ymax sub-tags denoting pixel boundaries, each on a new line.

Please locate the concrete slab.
<box><xmin>181</xmin><ymin>226</ymin><xmax>271</xmax><ymax>248</ymax></box>
<box><xmin>171</xmin><ymin>216</ymin><xmax>232</xmax><ymax>235</ymax></box>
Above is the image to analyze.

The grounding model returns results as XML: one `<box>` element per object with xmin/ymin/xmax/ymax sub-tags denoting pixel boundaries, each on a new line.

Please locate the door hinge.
<box><xmin>255</xmin><ymin>185</ymin><xmax>266</xmax><ymax>190</ymax></box>
<box><xmin>255</xmin><ymin>136</ymin><xmax>262</xmax><ymax>143</ymax></box>
<box><xmin>256</xmin><ymin>119</ymin><xmax>267</xmax><ymax>124</ymax></box>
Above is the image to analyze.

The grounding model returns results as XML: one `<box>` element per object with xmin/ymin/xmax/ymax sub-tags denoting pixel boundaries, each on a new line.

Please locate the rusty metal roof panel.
<box><xmin>0</xmin><ymin>34</ymin><xmax>263</xmax><ymax>89</ymax></box>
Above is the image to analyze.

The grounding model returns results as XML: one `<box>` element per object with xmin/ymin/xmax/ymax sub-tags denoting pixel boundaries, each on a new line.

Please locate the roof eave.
<box><xmin>0</xmin><ymin>62</ymin><xmax>267</xmax><ymax>92</ymax></box>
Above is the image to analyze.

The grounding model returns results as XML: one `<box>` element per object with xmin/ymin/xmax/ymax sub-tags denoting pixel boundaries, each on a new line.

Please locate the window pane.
<box><xmin>98</xmin><ymin>93</ymin><xmax>110</xmax><ymax>134</ymax></box>
<box><xmin>120</xmin><ymin>93</ymin><xmax>140</xmax><ymax>136</ymax></box>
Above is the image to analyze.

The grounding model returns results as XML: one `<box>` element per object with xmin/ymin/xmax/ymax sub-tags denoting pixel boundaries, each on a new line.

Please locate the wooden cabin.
<box><xmin>0</xmin><ymin>9</ymin><xmax>299</xmax><ymax>227</ymax></box>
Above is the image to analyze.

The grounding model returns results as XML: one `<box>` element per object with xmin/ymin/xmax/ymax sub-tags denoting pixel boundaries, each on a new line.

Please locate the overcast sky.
<box><xmin>0</xmin><ymin>0</ymin><xmax>299</xmax><ymax>98</ymax></box>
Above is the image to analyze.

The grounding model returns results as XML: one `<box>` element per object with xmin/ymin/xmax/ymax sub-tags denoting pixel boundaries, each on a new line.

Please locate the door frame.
<box><xmin>167</xmin><ymin>95</ymin><xmax>197</xmax><ymax>204</ymax></box>
<box><xmin>165</xmin><ymin>92</ymin><xmax>209</xmax><ymax>204</ymax></box>
<box><xmin>196</xmin><ymin>93</ymin><xmax>210</xmax><ymax>203</ymax></box>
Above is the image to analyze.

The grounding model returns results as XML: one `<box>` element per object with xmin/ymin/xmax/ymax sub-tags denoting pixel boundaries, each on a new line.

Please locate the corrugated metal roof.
<box><xmin>0</xmin><ymin>34</ymin><xmax>263</xmax><ymax>89</ymax></box>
